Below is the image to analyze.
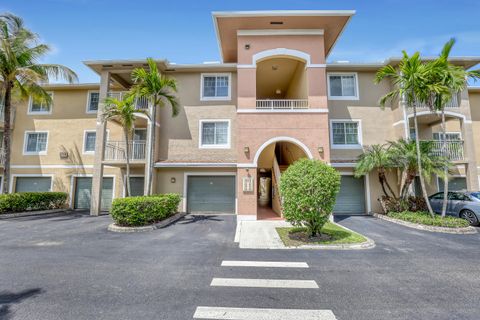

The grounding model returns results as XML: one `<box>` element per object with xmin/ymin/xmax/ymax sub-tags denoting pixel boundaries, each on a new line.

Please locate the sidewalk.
<box><xmin>235</xmin><ymin>220</ymin><xmax>292</xmax><ymax>249</ymax></box>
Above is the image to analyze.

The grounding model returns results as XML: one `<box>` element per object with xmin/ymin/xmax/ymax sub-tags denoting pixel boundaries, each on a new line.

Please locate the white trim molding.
<box><xmin>330</xmin><ymin>119</ymin><xmax>363</xmax><ymax>150</ymax></box>
<box><xmin>237</xmin><ymin>108</ymin><xmax>329</xmax><ymax>114</ymax></box>
<box><xmin>252</xmin><ymin>48</ymin><xmax>311</xmax><ymax>66</ymax></box>
<box><xmin>327</xmin><ymin>72</ymin><xmax>360</xmax><ymax>100</ymax></box>
<box><xmin>253</xmin><ymin>136</ymin><xmax>313</xmax><ymax>167</ymax></box>
<box><xmin>82</xmin><ymin>129</ymin><xmax>97</xmax><ymax>154</ymax></box>
<box><xmin>182</xmin><ymin>171</ymin><xmax>237</xmax><ymax>213</ymax></box>
<box><xmin>200</xmin><ymin>73</ymin><xmax>232</xmax><ymax>101</ymax></box>
<box><xmin>28</xmin><ymin>92</ymin><xmax>53</xmax><ymax>115</ymax></box>
<box><xmin>86</xmin><ymin>90</ymin><xmax>100</xmax><ymax>114</ymax></box>
<box><xmin>198</xmin><ymin>119</ymin><xmax>231</xmax><ymax>149</ymax></box>
<box><xmin>237</xmin><ymin>29</ymin><xmax>324</xmax><ymax>36</ymax></box>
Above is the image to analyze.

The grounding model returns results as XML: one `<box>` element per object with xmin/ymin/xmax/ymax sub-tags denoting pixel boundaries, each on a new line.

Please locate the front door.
<box><xmin>133</xmin><ymin>129</ymin><xmax>147</xmax><ymax>160</ymax></box>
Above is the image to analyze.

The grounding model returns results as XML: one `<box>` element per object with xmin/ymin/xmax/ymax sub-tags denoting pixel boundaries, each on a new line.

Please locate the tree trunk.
<box><xmin>2</xmin><ymin>82</ymin><xmax>12</xmax><ymax>194</ymax></box>
<box><xmin>378</xmin><ymin>171</ymin><xmax>389</xmax><ymax>198</ymax></box>
<box><xmin>147</xmin><ymin>95</ymin><xmax>157</xmax><ymax>195</ymax></box>
<box><xmin>379</xmin><ymin>167</ymin><xmax>397</xmax><ymax>199</ymax></box>
<box><xmin>124</xmin><ymin>128</ymin><xmax>131</xmax><ymax>197</ymax></box>
<box><xmin>413</xmin><ymin>105</ymin><xmax>435</xmax><ymax>217</ymax></box>
<box><xmin>440</xmin><ymin>110</ymin><xmax>448</xmax><ymax>218</ymax></box>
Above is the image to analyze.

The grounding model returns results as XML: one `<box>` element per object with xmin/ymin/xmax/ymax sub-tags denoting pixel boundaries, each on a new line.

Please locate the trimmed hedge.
<box><xmin>0</xmin><ymin>192</ymin><xmax>68</xmax><ymax>214</ymax></box>
<box><xmin>388</xmin><ymin>211</ymin><xmax>470</xmax><ymax>228</ymax></box>
<box><xmin>110</xmin><ymin>193</ymin><xmax>181</xmax><ymax>227</ymax></box>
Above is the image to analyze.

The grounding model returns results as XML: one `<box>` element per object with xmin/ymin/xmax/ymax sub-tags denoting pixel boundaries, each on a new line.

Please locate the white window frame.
<box><xmin>83</xmin><ymin>130</ymin><xmax>97</xmax><ymax>154</ymax></box>
<box><xmin>330</xmin><ymin>119</ymin><xmax>363</xmax><ymax>149</ymax></box>
<box><xmin>327</xmin><ymin>72</ymin><xmax>359</xmax><ymax>100</ymax></box>
<box><xmin>86</xmin><ymin>90</ymin><xmax>100</xmax><ymax>114</ymax></box>
<box><xmin>198</xmin><ymin>119</ymin><xmax>231</xmax><ymax>149</ymax></box>
<box><xmin>23</xmin><ymin>131</ymin><xmax>49</xmax><ymax>155</ymax></box>
<box><xmin>200</xmin><ymin>73</ymin><xmax>232</xmax><ymax>101</ymax></box>
<box><xmin>28</xmin><ymin>92</ymin><xmax>53</xmax><ymax>115</ymax></box>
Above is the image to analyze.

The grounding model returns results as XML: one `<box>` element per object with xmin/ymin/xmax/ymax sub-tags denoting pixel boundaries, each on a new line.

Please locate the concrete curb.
<box><xmin>283</xmin><ymin>222</ymin><xmax>376</xmax><ymax>250</ymax></box>
<box><xmin>107</xmin><ymin>212</ymin><xmax>187</xmax><ymax>233</ymax></box>
<box><xmin>0</xmin><ymin>209</ymin><xmax>69</xmax><ymax>219</ymax></box>
<box><xmin>371</xmin><ymin>212</ymin><xmax>478</xmax><ymax>234</ymax></box>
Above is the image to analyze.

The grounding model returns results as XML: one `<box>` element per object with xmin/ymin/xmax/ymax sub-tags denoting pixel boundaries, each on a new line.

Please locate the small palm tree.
<box><xmin>103</xmin><ymin>95</ymin><xmax>148</xmax><ymax>196</ymax></box>
<box><xmin>428</xmin><ymin>39</ymin><xmax>480</xmax><ymax>217</ymax></box>
<box><xmin>130</xmin><ymin>58</ymin><xmax>179</xmax><ymax>195</ymax></box>
<box><xmin>389</xmin><ymin>139</ymin><xmax>450</xmax><ymax>202</ymax></box>
<box><xmin>355</xmin><ymin>144</ymin><xmax>396</xmax><ymax>199</ymax></box>
<box><xmin>375</xmin><ymin>52</ymin><xmax>448</xmax><ymax>217</ymax></box>
<box><xmin>0</xmin><ymin>13</ymin><xmax>77</xmax><ymax>193</ymax></box>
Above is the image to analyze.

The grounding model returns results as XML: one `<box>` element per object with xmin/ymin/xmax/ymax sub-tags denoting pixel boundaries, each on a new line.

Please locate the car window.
<box><xmin>449</xmin><ymin>193</ymin><xmax>468</xmax><ymax>201</ymax></box>
<box><xmin>471</xmin><ymin>192</ymin><xmax>480</xmax><ymax>200</ymax></box>
<box><xmin>430</xmin><ymin>193</ymin><xmax>444</xmax><ymax>200</ymax></box>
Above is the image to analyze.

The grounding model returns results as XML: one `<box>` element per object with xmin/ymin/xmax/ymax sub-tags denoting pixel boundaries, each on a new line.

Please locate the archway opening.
<box><xmin>256</xmin><ymin>141</ymin><xmax>308</xmax><ymax>220</ymax></box>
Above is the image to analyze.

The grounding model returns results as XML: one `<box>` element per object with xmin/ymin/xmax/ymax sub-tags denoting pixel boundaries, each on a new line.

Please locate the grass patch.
<box><xmin>387</xmin><ymin>211</ymin><xmax>469</xmax><ymax>228</ymax></box>
<box><xmin>276</xmin><ymin>222</ymin><xmax>368</xmax><ymax>247</ymax></box>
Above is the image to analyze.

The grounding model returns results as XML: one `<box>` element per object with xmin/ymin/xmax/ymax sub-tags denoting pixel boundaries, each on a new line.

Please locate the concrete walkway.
<box><xmin>236</xmin><ymin>220</ymin><xmax>292</xmax><ymax>249</ymax></box>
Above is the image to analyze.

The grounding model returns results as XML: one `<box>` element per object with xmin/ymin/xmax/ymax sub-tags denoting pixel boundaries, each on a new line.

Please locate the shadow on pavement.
<box><xmin>177</xmin><ymin>214</ymin><xmax>225</xmax><ymax>225</ymax></box>
<box><xmin>0</xmin><ymin>288</ymin><xmax>43</xmax><ymax>320</ymax></box>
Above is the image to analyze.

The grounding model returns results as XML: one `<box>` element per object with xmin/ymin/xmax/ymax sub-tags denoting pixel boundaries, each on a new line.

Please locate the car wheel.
<box><xmin>460</xmin><ymin>210</ymin><xmax>479</xmax><ymax>226</ymax></box>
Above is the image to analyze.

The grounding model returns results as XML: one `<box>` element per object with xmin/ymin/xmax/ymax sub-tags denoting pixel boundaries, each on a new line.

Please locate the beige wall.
<box><xmin>469</xmin><ymin>91</ymin><xmax>480</xmax><ymax>165</ymax></box>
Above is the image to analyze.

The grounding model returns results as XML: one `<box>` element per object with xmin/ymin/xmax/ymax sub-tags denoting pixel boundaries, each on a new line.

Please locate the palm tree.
<box><xmin>428</xmin><ymin>39</ymin><xmax>480</xmax><ymax>217</ymax></box>
<box><xmin>130</xmin><ymin>58</ymin><xmax>179</xmax><ymax>195</ymax></box>
<box><xmin>103</xmin><ymin>94</ymin><xmax>148</xmax><ymax>196</ymax></box>
<box><xmin>389</xmin><ymin>139</ymin><xmax>449</xmax><ymax>202</ymax></box>
<box><xmin>375</xmin><ymin>51</ymin><xmax>448</xmax><ymax>217</ymax></box>
<box><xmin>0</xmin><ymin>13</ymin><xmax>77</xmax><ymax>193</ymax></box>
<box><xmin>355</xmin><ymin>144</ymin><xmax>396</xmax><ymax>198</ymax></box>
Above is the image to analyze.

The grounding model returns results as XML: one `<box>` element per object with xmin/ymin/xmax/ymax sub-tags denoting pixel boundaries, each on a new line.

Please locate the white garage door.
<box><xmin>15</xmin><ymin>177</ymin><xmax>52</xmax><ymax>192</ymax></box>
<box><xmin>333</xmin><ymin>176</ymin><xmax>366</xmax><ymax>215</ymax></box>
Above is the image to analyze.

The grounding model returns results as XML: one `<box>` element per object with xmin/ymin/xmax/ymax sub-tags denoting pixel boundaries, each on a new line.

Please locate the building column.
<box><xmin>90</xmin><ymin>71</ymin><xmax>111</xmax><ymax>215</ymax></box>
<box><xmin>461</xmin><ymin>120</ymin><xmax>479</xmax><ymax>190</ymax></box>
<box><xmin>143</xmin><ymin>116</ymin><xmax>153</xmax><ymax>195</ymax></box>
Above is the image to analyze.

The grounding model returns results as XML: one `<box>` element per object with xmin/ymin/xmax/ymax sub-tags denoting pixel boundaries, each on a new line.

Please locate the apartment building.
<box><xmin>2</xmin><ymin>10</ymin><xmax>480</xmax><ymax>220</ymax></box>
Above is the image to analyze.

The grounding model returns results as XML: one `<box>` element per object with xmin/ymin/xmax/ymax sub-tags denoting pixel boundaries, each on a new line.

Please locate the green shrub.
<box><xmin>388</xmin><ymin>211</ymin><xmax>469</xmax><ymax>228</ymax></box>
<box><xmin>379</xmin><ymin>196</ymin><xmax>427</xmax><ymax>213</ymax></box>
<box><xmin>0</xmin><ymin>192</ymin><xmax>68</xmax><ymax>214</ymax></box>
<box><xmin>279</xmin><ymin>159</ymin><xmax>341</xmax><ymax>237</ymax></box>
<box><xmin>110</xmin><ymin>193</ymin><xmax>181</xmax><ymax>227</ymax></box>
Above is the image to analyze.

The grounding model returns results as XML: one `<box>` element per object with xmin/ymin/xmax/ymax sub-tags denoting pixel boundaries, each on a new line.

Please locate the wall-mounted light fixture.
<box><xmin>318</xmin><ymin>146</ymin><xmax>324</xmax><ymax>154</ymax></box>
<box><xmin>275</xmin><ymin>89</ymin><xmax>282</xmax><ymax>95</ymax></box>
<box><xmin>170</xmin><ymin>177</ymin><xmax>176</xmax><ymax>183</ymax></box>
<box><xmin>244</xmin><ymin>44</ymin><xmax>250</xmax><ymax>50</ymax></box>
<box><xmin>244</xmin><ymin>146</ymin><xmax>250</xmax><ymax>154</ymax></box>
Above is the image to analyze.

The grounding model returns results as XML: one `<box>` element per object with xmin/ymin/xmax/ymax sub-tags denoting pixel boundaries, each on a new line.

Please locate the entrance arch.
<box><xmin>253</xmin><ymin>136</ymin><xmax>313</xmax><ymax>167</ymax></box>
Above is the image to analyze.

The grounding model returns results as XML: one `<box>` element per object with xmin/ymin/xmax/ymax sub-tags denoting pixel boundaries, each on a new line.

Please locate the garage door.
<box><xmin>74</xmin><ymin>177</ymin><xmax>114</xmax><ymax>210</ymax></box>
<box><xmin>15</xmin><ymin>177</ymin><xmax>52</xmax><ymax>192</ymax></box>
<box><xmin>333</xmin><ymin>176</ymin><xmax>366</xmax><ymax>214</ymax></box>
<box><xmin>187</xmin><ymin>176</ymin><xmax>235</xmax><ymax>213</ymax></box>
<box><xmin>438</xmin><ymin>177</ymin><xmax>467</xmax><ymax>191</ymax></box>
<box><xmin>129</xmin><ymin>177</ymin><xmax>144</xmax><ymax>197</ymax></box>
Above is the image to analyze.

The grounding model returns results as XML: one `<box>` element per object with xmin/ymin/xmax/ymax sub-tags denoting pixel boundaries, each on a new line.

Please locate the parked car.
<box><xmin>429</xmin><ymin>191</ymin><xmax>480</xmax><ymax>225</ymax></box>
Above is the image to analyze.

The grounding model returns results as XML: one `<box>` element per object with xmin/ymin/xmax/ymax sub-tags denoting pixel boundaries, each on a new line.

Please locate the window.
<box><xmin>83</xmin><ymin>131</ymin><xmax>96</xmax><ymax>153</ymax></box>
<box><xmin>331</xmin><ymin>121</ymin><xmax>361</xmax><ymax>148</ymax></box>
<box><xmin>24</xmin><ymin>132</ymin><xmax>48</xmax><ymax>154</ymax></box>
<box><xmin>328</xmin><ymin>73</ymin><xmax>359</xmax><ymax>100</ymax></box>
<box><xmin>87</xmin><ymin>92</ymin><xmax>100</xmax><ymax>113</ymax></box>
<box><xmin>201</xmin><ymin>74</ymin><xmax>231</xmax><ymax>100</ymax></box>
<box><xmin>433</xmin><ymin>132</ymin><xmax>461</xmax><ymax>141</ymax></box>
<box><xmin>409</xmin><ymin>128</ymin><xmax>417</xmax><ymax>141</ymax></box>
<box><xmin>29</xmin><ymin>92</ymin><xmax>53</xmax><ymax>114</ymax></box>
<box><xmin>200</xmin><ymin>120</ymin><xmax>230</xmax><ymax>148</ymax></box>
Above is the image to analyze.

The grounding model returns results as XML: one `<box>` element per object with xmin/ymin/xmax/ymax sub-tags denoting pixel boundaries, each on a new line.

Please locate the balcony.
<box><xmin>0</xmin><ymin>104</ymin><xmax>16</xmax><ymax>128</ymax></box>
<box><xmin>104</xmin><ymin>140</ymin><xmax>146</xmax><ymax>163</ymax></box>
<box><xmin>256</xmin><ymin>99</ymin><xmax>309</xmax><ymax>110</ymax></box>
<box><xmin>408</xmin><ymin>93</ymin><xmax>460</xmax><ymax>109</ymax></box>
<box><xmin>428</xmin><ymin>140</ymin><xmax>464</xmax><ymax>161</ymax></box>
<box><xmin>107</xmin><ymin>91</ymin><xmax>149</xmax><ymax>110</ymax></box>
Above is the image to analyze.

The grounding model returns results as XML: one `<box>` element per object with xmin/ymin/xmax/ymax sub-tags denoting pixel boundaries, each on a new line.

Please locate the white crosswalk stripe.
<box><xmin>221</xmin><ymin>260</ymin><xmax>309</xmax><ymax>268</ymax></box>
<box><xmin>210</xmin><ymin>277</ymin><xmax>319</xmax><ymax>289</ymax></box>
<box><xmin>193</xmin><ymin>306</ymin><xmax>337</xmax><ymax>320</ymax></box>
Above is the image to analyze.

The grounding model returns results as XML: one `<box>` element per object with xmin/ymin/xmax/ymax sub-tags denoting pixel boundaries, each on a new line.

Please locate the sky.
<box><xmin>2</xmin><ymin>0</ymin><xmax>480</xmax><ymax>83</ymax></box>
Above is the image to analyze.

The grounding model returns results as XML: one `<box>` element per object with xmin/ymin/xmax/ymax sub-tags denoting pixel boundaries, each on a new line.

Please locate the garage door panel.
<box><xmin>334</xmin><ymin>176</ymin><xmax>366</xmax><ymax>215</ymax></box>
<box><xmin>187</xmin><ymin>176</ymin><xmax>235</xmax><ymax>213</ymax></box>
<box><xmin>15</xmin><ymin>177</ymin><xmax>52</xmax><ymax>192</ymax></box>
<box><xmin>74</xmin><ymin>177</ymin><xmax>113</xmax><ymax>210</ymax></box>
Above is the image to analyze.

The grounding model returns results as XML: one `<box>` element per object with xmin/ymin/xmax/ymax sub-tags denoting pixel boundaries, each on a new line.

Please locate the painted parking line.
<box><xmin>210</xmin><ymin>278</ymin><xmax>319</xmax><ymax>289</ymax></box>
<box><xmin>193</xmin><ymin>306</ymin><xmax>337</xmax><ymax>319</ymax></box>
<box><xmin>221</xmin><ymin>260</ymin><xmax>309</xmax><ymax>268</ymax></box>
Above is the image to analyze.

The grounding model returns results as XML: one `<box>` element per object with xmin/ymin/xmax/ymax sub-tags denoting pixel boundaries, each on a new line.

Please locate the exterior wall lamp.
<box><xmin>244</xmin><ymin>146</ymin><xmax>250</xmax><ymax>154</ymax></box>
<box><xmin>318</xmin><ymin>146</ymin><xmax>324</xmax><ymax>155</ymax></box>
<box><xmin>170</xmin><ymin>177</ymin><xmax>176</xmax><ymax>183</ymax></box>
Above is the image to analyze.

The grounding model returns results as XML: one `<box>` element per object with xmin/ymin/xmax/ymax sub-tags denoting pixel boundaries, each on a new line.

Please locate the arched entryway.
<box><xmin>254</xmin><ymin>137</ymin><xmax>311</xmax><ymax>220</ymax></box>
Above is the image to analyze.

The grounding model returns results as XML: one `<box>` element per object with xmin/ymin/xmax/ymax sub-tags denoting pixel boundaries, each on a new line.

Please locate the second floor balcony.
<box><xmin>427</xmin><ymin>140</ymin><xmax>464</xmax><ymax>161</ymax></box>
<box><xmin>107</xmin><ymin>91</ymin><xmax>149</xmax><ymax>110</ymax></box>
<box><xmin>104</xmin><ymin>140</ymin><xmax>146</xmax><ymax>163</ymax></box>
<box><xmin>256</xmin><ymin>99</ymin><xmax>309</xmax><ymax>110</ymax></box>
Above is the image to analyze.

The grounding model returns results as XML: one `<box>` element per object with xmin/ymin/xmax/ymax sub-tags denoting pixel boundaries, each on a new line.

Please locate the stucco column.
<box><xmin>90</xmin><ymin>71</ymin><xmax>110</xmax><ymax>215</ymax></box>
<box><xmin>236</xmin><ymin>167</ymin><xmax>257</xmax><ymax>218</ymax></box>
<box><xmin>461</xmin><ymin>120</ymin><xmax>479</xmax><ymax>190</ymax></box>
<box><xmin>144</xmin><ymin>113</ymin><xmax>153</xmax><ymax>195</ymax></box>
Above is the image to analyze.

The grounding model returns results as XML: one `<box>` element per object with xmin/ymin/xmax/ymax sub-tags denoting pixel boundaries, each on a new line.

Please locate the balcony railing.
<box><xmin>256</xmin><ymin>99</ymin><xmax>309</xmax><ymax>110</ymax></box>
<box><xmin>429</xmin><ymin>140</ymin><xmax>464</xmax><ymax>161</ymax></box>
<box><xmin>0</xmin><ymin>148</ymin><xmax>4</xmax><ymax>166</ymax></box>
<box><xmin>104</xmin><ymin>140</ymin><xmax>146</xmax><ymax>162</ymax></box>
<box><xmin>107</xmin><ymin>91</ymin><xmax>149</xmax><ymax>110</ymax></box>
<box><xmin>408</xmin><ymin>93</ymin><xmax>459</xmax><ymax>109</ymax></box>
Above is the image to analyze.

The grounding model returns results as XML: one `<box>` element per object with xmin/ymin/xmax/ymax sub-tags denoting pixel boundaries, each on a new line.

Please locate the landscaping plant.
<box><xmin>0</xmin><ymin>192</ymin><xmax>68</xmax><ymax>213</ymax></box>
<box><xmin>279</xmin><ymin>159</ymin><xmax>340</xmax><ymax>237</ymax></box>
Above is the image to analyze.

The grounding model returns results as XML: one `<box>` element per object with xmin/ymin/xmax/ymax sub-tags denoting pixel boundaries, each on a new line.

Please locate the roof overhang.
<box><xmin>212</xmin><ymin>10</ymin><xmax>355</xmax><ymax>63</ymax></box>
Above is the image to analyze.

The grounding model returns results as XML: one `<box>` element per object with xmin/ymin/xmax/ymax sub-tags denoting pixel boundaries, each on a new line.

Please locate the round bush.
<box><xmin>0</xmin><ymin>192</ymin><xmax>68</xmax><ymax>214</ymax></box>
<box><xmin>279</xmin><ymin>159</ymin><xmax>341</xmax><ymax>237</ymax></box>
